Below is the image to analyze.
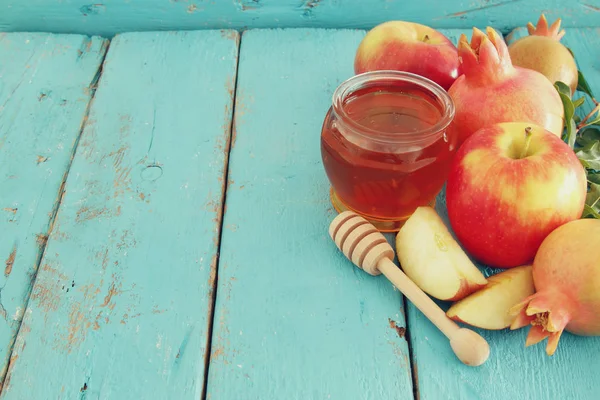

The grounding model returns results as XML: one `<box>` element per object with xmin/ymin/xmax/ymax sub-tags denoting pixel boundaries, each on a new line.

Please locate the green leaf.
<box><xmin>555</xmin><ymin>82</ymin><xmax>576</xmax><ymax>148</ymax></box>
<box><xmin>577</xmin><ymin>70</ymin><xmax>596</xmax><ymax>100</ymax></box>
<box><xmin>566</xmin><ymin>119</ymin><xmax>577</xmax><ymax>148</ymax></box>
<box><xmin>555</xmin><ymin>81</ymin><xmax>572</xmax><ymax>98</ymax></box>
<box><xmin>587</xmin><ymin>181</ymin><xmax>600</xmax><ymax>207</ymax></box>
<box><xmin>573</xmin><ymin>97</ymin><xmax>586</xmax><ymax>108</ymax></box>
<box><xmin>582</xmin><ymin>204</ymin><xmax>600</xmax><ymax>219</ymax></box>
<box><xmin>576</xmin><ymin>126</ymin><xmax>600</xmax><ymax>147</ymax></box>
<box><xmin>576</xmin><ymin>140</ymin><xmax>600</xmax><ymax>170</ymax></box>
<box><xmin>582</xmin><ymin>182</ymin><xmax>600</xmax><ymax>219</ymax></box>
<box><xmin>589</xmin><ymin>173</ymin><xmax>600</xmax><ymax>185</ymax></box>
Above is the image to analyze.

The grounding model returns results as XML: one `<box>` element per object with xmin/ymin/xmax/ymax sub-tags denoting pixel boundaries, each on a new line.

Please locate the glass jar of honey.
<box><xmin>320</xmin><ymin>70</ymin><xmax>457</xmax><ymax>232</ymax></box>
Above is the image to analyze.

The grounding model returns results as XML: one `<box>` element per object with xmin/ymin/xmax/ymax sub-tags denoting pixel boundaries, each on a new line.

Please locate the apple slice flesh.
<box><xmin>395</xmin><ymin>206</ymin><xmax>487</xmax><ymax>301</ymax></box>
<box><xmin>446</xmin><ymin>265</ymin><xmax>535</xmax><ymax>330</ymax></box>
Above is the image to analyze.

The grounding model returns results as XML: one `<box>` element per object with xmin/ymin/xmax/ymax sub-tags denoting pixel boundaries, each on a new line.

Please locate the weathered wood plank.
<box><xmin>206</xmin><ymin>28</ymin><xmax>414</xmax><ymax>399</ymax></box>
<box><xmin>0</xmin><ymin>30</ymin><xmax>239</xmax><ymax>399</ymax></box>
<box><xmin>2</xmin><ymin>0</ymin><xmax>600</xmax><ymax>38</ymax></box>
<box><xmin>0</xmin><ymin>32</ymin><xmax>108</xmax><ymax>387</ymax></box>
<box><xmin>562</xmin><ymin>29</ymin><xmax>600</xmax><ymax>126</ymax></box>
<box><xmin>407</xmin><ymin>27</ymin><xmax>600</xmax><ymax>400</ymax></box>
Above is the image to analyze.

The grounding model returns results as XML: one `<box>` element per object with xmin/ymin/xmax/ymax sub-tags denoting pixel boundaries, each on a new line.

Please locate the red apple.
<box><xmin>446</xmin><ymin>122</ymin><xmax>587</xmax><ymax>269</ymax></box>
<box><xmin>354</xmin><ymin>21</ymin><xmax>460</xmax><ymax>90</ymax></box>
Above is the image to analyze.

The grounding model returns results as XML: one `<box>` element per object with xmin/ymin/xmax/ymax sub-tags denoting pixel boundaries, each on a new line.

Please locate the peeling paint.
<box><xmin>100</xmin><ymin>146</ymin><xmax>128</xmax><ymax>168</ymax></box>
<box><xmin>235</xmin><ymin>0</ymin><xmax>262</xmax><ymax>11</ymax></box>
<box><xmin>79</xmin><ymin>3</ymin><xmax>106</xmax><ymax>16</ymax></box>
<box><xmin>75</xmin><ymin>206</ymin><xmax>109</xmax><ymax>222</ymax></box>
<box><xmin>35</xmin><ymin>233</ymin><xmax>48</xmax><ymax>247</ymax></box>
<box><xmin>299</xmin><ymin>0</ymin><xmax>321</xmax><ymax>18</ymax></box>
<box><xmin>221</xmin><ymin>30</ymin><xmax>238</xmax><ymax>41</ymax></box>
<box><xmin>31</xmin><ymin>264</ymin><xmax>70</xmax><ymax>312</ymax></box>
<box><xmin>212</xmin><ymin>346</ymin><xmax>225</xmax><ymax>361</ymax></box>
<box><xmin>152</xmin><ymin>305</ymin><xmax>167</xmax><ymax>314</ymax></box>
<box><xmin>113</xmin><ymin>165</ymin><xmax>133</xmax><ymax>194</ymax></box>
<box><xmin>98</xmin><ymin>248</ymin><xmax>110</xmax><ymax>271</ymax></box>
<box><xmin>64</xmin><ymin>303</ymin><xmax>92</xmax><ymax>351</ymax></box>
<box><xmin>207</xmin><ymin>254</ymin><xmax>218</xmax><ymax>300</ymax></box>
<box><xmin>0</xmin><ymin>29</ymin><xmax>242</xmax><ymax>396</ymax></box>
<box><xmin>388</xmin><ymin>318</ymin><xmax>406</xmax><ymax>338</ymax></box>
<box><xmin>205</xmin><ymin>198</ymin><xmax>220</xmax><ymax>214</ymax></box>
<box><xmin>101</xmin><ymin>280</ymin><xmax>120</xmax><ymax>307</ymax></box>
<box><xmin>231</xmin><ymin>124</ymin><xmax>238</xmax><ymax>149</ymax></box>
<box><xmin>116</xmin><ymin>230</ymin><xmax>137</xmax><ymax>250</ymax></box>
<box><xmin>225</xmin><ymin>224</ymin><xmax>238</xmax><ymax>232</ymax></box>
<box><xmin>5</xmin><ymin>245</ymin><xmax>17</xmax><ymax>276</ymax></box>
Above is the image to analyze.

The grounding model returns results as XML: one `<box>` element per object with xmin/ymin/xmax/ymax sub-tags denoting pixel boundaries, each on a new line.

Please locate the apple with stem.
<box><xmin>395</xmin><ymin>206</ymin><xmax>487</xmax><ymax>301</ymax></box>
<box><xmin>354</xmin><ymin>21</ymin><xmax>461</xmax><ymax>90</ymax></box>
<box><xmin>446</xmin><ymin>265</ymin><xmax>535</xmax><ymax>330</ymax></box>
<box><xmin>446</xmin><ymin>122</ymin><xmax>587</xmax><ymax>269</ymax></box>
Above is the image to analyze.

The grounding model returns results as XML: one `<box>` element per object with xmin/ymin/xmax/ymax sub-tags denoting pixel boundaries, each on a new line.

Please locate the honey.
<box><xmin>321</xmin><ymin>71</ymin><xmax>457</xmax><ymax>232</ymax></box>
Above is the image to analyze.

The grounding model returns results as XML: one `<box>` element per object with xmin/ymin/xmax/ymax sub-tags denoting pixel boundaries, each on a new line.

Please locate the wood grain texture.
<box><xmin>0</xmin><ymin>30</ymin><xmax>239</xmax><ymax>399</ymax></box>
<box><xmin>407</xmin><ymin>28</ymin><xmax>600</xmax><ymax>400</ymax></box>
<box><xmin>0</xmin><ymin>32</ymin><xmax>107</xmax><ymax>387</ymax></box>
<box><xmin>206</xmin><ymin>28</ymin><xmax>414</xmax><ymax>399</ymax></box>
<box><xmin>2</xmin><ymin>0</ymin><xmax>600</xmax><ymax>38</ymax></box>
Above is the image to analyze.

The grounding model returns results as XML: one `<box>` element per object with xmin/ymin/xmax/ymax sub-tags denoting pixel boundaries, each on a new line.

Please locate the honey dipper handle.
<box><xmin>377</xmin><ymin>257</ymin><xmax>459</xmax><ymax>339</ymax></box>
<box><xmin>377</xmin><ymin>257</ymin><xmax>490</xmax><ymax>366</ymax></box>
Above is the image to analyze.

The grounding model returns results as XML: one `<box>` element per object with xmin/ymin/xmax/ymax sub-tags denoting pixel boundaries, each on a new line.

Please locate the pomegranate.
<box><xmin>510</xmin><ymin>218</ymin><xmax>600</xmax><ymax>356</ymax></box>
<box><xmin>447</xmin><ymin>27</ymin><xmax>564</xmax><ymax>148</ymax></box>
<box><xmin>508</xmin><ymin>14</ymin><xmax>578</xmax><ymax>95</ymax></box>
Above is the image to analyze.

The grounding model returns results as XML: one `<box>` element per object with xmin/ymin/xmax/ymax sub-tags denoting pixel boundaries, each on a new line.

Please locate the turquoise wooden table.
<box><xmin>1</xmin><ymin>1</ymin><xmax>600</xmax><ymax>399</ymax></box>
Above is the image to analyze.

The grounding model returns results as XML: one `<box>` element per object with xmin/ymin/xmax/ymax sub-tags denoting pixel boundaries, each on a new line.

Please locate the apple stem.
<box><xmin>423</xmin><ymin>34</ymin><xmax>430</xmax><ymax>43</ymax></box>
<box><xmin>519</xmin><ymin>127</ymin><xmax>533</xmax><ymax>159</ymax></box>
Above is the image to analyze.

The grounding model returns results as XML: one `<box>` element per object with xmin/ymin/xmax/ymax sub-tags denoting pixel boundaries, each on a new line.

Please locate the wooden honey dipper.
<box><xmin>329</xmin><ymin>211</ymin><xmax>490</xmax><ymax>367</ymax></box>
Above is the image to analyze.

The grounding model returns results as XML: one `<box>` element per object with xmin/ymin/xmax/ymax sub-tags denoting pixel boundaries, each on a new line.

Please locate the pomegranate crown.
<box><xmin>457</xmin><ymin>27</ymin><xmax>513</xmax><ymax>81</ymax></box>
<box><xmin>526</xmin><ymin>14</ymin><xmax>565</xmax><ymax>41</ymax></box>
<box><xmin>509</xmin><ymin>291</ymin><xmax>572</xmax><ymax>356</ymax></box>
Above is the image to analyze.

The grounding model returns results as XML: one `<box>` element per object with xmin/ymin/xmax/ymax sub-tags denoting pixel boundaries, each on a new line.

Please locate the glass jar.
<box><xmin>320</xmin><ymin>70</ymin><xmax>457</xmax><ymax>232</ymax></box>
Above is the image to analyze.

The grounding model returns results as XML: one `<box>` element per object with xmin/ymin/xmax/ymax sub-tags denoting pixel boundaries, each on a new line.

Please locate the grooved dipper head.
<box><xmin>328</xmin><ymin>211</ymin><xmax>394</xmax><ymax>276</ymax></box>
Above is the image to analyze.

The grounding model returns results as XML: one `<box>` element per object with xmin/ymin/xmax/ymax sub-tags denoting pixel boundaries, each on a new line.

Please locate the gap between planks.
<box><xmin>0</xmin><ymin>40</ymin><xmax>112</xmax><ymax>394</ymax></box>
<box><xmin>402</xmin><ymin>295</ymin><xmax>420</xmax><ymax>400</ymax></box>
<box><xmin>200</xmin><ymin>32</ymin><xmax>243</xmax><ymax>400</ymax></box>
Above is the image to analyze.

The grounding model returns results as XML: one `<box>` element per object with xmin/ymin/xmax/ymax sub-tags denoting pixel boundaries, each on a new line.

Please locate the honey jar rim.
<box><xmin>331</xmin><ymin>70</ymin><xmax>456</xmax><ymax>144</ymax></box>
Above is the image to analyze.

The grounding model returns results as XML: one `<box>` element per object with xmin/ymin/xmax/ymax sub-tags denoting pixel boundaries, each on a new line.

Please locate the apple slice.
<box><xmin>446</xmin><ymin>265</ymin><xmax>535</xmax><ymax>330</ymax></box>
<box><xmin>395</xmin><ymin>206</ymin><xmax>487</xmax><ymax>301</ymax></box>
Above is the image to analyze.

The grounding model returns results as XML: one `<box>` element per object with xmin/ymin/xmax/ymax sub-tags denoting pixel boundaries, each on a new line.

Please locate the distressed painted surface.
<box><xmin>407</xmin><ymin>28</ymin><xmax>600</xmax><ymax>400</ymax></box>
<box><xmin>0</xmin><ymin>32</ymin><xmax>107</xmax><ymax>387</ymax></box>
<box><xmin>0</xmin><ymin>30</ymin><xmax>239</xmax><ymax>399</ymax></box>
<box><xmin>206</xmin><ymin>28</ymin><xmax>414</xmax><ymax>399</ymax></box>
<box><xmin>0</xmin><ymin>24</ymin><xmax>598</xmax><ymax>399</ymax></box>
<box><xmin>1</xmin><ymin>0</ymin><xmax>600</xmax><ymax>38</ymax></box>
